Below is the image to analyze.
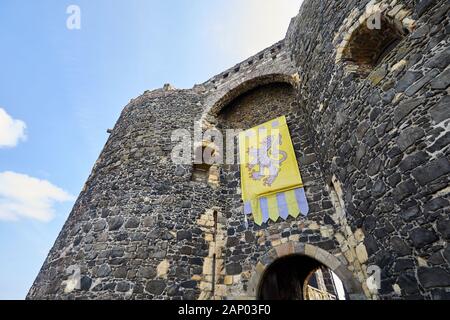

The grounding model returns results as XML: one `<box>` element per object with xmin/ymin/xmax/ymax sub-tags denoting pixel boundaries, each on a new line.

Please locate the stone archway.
<box><xmin>246</xmin><ymin>242</ymin><xmax>366</xmax><ymax>300</ymax></box>
<box><xmin>201</xmin><ymin>73</ymin><xmax>300</xmax><ymax>128</ymax></box>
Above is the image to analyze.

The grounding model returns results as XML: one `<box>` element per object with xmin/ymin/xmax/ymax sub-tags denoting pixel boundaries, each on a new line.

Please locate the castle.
<box><xmin>28</xmin><ymin>0</ymin><xmax>450</xmax><ymax>300</ymax></box>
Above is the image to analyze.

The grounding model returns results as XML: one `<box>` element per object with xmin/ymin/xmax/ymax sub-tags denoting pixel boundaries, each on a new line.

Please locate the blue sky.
<box><xmin>0</xmin><ymin>0</ymin><xmax>301</xmax><ymax>299</ymax></box>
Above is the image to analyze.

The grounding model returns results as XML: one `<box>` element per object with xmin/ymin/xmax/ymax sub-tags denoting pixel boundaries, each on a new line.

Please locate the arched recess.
<box><xmin>201</xmin><ymin>73</ymin><xmax>300</xmax><ymax>127</ymax></box>
<box><xmin>246</xmin><ymin>242</ymin><xmax>366</xmax><ymax>300</ymax></box>
<box><xmin>335</xmin><ymin>1</ymin><xmax>416</xmax><ymax>77</ymax></box>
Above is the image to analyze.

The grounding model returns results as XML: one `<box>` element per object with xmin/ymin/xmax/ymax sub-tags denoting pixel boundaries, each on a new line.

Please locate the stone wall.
<box><xmin>286</xmin><ymin>0</ymin><xmax>450</xmax><ymax>299</ymax></box>
<box><xmin>28</xmin><ymin>0</ymin><xmax>450</xmax><ymax>300</ymax></box>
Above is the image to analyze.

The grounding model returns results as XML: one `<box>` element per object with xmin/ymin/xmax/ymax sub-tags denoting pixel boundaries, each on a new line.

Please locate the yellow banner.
<box><xmin>239</xmin><ymin>116</ymin><xmax>308</xmax><ymax>225</ymax></box>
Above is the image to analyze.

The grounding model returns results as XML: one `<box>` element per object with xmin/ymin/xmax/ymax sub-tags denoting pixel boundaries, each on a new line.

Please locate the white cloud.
<box><xmin>0</xmin><ymin>108</ymin><xmax>27</xmax><ymax>148</ymax></box>
<box><xmin>207</xmin><ymin>0</ymin><xmax>303</xmax><ymax>61</ymax></box>
<box><xmin>0</xmin><ymin>172</ymin><xmax>75</xmax><ymax>222</ymax></box>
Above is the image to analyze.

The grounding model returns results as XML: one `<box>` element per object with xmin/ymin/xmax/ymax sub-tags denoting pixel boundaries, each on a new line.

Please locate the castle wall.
<box><xmin>286</xmin><ymin>0</ymin><xmax>450</xmax><ymax>299</ymax></box>
<box><xmin>214</xmin><ymin>82</ymin><xmax>365</xmax><ymax>299</ymax></box>
<box><xmin>27</xmin><ymin>88</ymin><xmax>226</xmax><ymax>299</ymax></box>
<box><xmin>28</xmin><ymin>0</ymin><xmax>450</xmax><ymax>300</ymax></box>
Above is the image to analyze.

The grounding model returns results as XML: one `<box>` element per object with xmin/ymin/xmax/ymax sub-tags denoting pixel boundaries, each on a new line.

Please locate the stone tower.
<box><xmin>28</xmin><ymin>0</ymin><xmax>450</xmax><ymax>300</ymax></box>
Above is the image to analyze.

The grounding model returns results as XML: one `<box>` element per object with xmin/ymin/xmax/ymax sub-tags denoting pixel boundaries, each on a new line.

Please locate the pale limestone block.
<box><xmin>305</xmin><ymin>244</ymin><xmax>318</xmax><ymax>257</ymax></box>
<box><xmin>157</xmin><ymin>259</ymin><xmax>170</xmax><ymax>278</ymax></box>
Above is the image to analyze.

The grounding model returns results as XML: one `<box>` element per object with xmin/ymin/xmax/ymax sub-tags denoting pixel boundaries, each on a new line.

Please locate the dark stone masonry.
<box><xmin>28</xmin><ymin>0</ymin><xmax>449</xmax><ymax>300</ymax></box>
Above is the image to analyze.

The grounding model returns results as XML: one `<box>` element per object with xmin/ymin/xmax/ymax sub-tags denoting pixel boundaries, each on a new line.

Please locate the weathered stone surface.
<box><xmin>116</xmin><ymin>282</ymin><xmax>130</xmax><ymax>292</ymax></box>
<box><xmin>437</xmin><ymin>219</ymin><xmax>450</xmax><ymax>240</ymax></box>
<box><xmin>125</xmin><ymin>217</ymin><xmax>140</xmax><ymax>229</ymax></box>
<box><xmin>412</xmin><ymin>158</ymin><xmax>450</xmax><ymax>185</ymax></box>
<box><xmin>391</xmin><ymin>237</ymin><xmax>412</xmax><ymax>256</ymax></box>
<box><xmin>97</xmin><ymin>264</ymin><xmax>112</xmax><ymax>278</ymax></box>
<box><xmin>108</xmin><ymin>217</ymin><xmax>124</xmax><ymax>231</ymax></box>
<box><xmin>27</xmin><ymin>0</ymin><xmax>450</xmax><ymax>301</ymax></box>
<box><xmin>410</xmin><ymin>228</ymin><xmax>438</xmax><ymax>249</ymax></box>
<box><xmin>394</xmin><ymin>98</ymin><xmax>426</xmax><ymax>125</ymax></box>
<box><xmin>429</xmin><ymin>96</ymin><xmax>450</xmax><ymax>123</ymax></box>
<box><xmin>80</xmin><ymin>276</ymin><xmax>92</xmax><ymax>291</ymax></box>
<box><xmin>430</xmin><ymin>67</ymin><xmax>450</xmax><ymax>89</ymax></box>
<box><xmin>177</xmin><ymin>230</ymin><xmax>192</xmax><ymax>241</ymax></box>
<box><xmin>226</xmin><ymin>263</ymin><xmax>242</xmax><ymax>275</ymax></box>
<box><xmin>139</xmin><ymin>267</ymin><xmax>156</xmax><ymax>279</ymax></box>
<box><xmin>418</xmin><ymin>268</ymin><xmax>450</xmax><ymax>289</ymax></box>
<box><xmin>397</xmin><ymin>127</ymin><xmax>425</xmax><ymax>151</ymax></box>
<box><xmin>145</xmin><ymin>280</ymin><xmax>166</xmax><ymax>295</ymax></box>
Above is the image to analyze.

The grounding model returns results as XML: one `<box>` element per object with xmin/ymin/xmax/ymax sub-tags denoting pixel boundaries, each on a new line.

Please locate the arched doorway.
<box><xmin>258</xmin><ymin>254</ymin><xmax>347</xmax><ymax>300</ymax></box>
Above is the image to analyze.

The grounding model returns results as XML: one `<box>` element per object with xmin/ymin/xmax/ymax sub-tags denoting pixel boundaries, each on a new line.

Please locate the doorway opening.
<box><xmin>258</xmin><ymin>255</ymin><xmax>347</xmax><ymax>300</ymax></box>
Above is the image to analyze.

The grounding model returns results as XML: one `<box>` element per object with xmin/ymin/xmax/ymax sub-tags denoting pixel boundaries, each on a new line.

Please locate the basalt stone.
<box><xmin>394</xmin><ymin>98</ymin><xmax>426</xmax><ymax>125</ymax></box>
<box><xmin>244</xmin><ymin>231</ymin><xmax>255</xmax><ymax>242</ymax></box>
<box><xmin>110</xmin><ymin>248</ymin><xmax>124</xmax><ymax>258</ymax></box>
<box><xmin>399</xmin><ymin>151</ymin><xmax>428</xmax><ymax>173</ymax></box>
<box><xmin>401</xmin><ymin>206</ymin><xmax>420</xmax><ymax>222</ymax></box>
<box><xmin>145</xmin><ymin>280</ymin><xmax>166</xmax><ymax>295</ymax></box>
<box><xmin>428</xmin><ymin>132</ymin><xmax>450</xmax><ymax>153</ymax></box>
<box><xmin>167</xmin><ymin>284</ymin><xmax>180</xmax><ymax>296</ymax></box>
<box><xmin>397</xmin><ymin>127</ymin><xmax>425</xmax><ymax>151</ymax></box>
<box><xmin>429</xmin><ymin>251</ymin><xmax>445</xmax><ymax>265</ymax></box>
<box><xmin>114</xmin><ymin>267</ymin><xmax>128</xmax><ymax>278</ymax></box>
<box><xmin>412</xmin><ymin>158</ymin><xmax>450</xmax><ymax>185</ymax></box>
<box><xmin>388</xmin><ymin>173</ymin><xmax>401</xmax><ymax>187</ymax></box>
<box><xmin>177</xmin><ymin>230</ymin><xmax>192</xmax><ymax>241</ymax></box>
<box><xmin>108</xmin><ymin>217</ymin><xmax>124</xmax><ymax>231</ymax></box>
<box><xmin>405</xmin><ymin>69</ymin><xmax>440</xmax><ymax>97</ymax></box>
<box><xmin>415</xmin><ymin>0</ymin><xmax>437</xmax><ymax>17</ymax></box>
<box><xmin>116</xmin><ymin>281</ymin><xmax>131</xmax><ymax>292</ymax></box>
<box><xmin>424</xmin><ymin>47</ymin><xmax>450</xmax><ymax>70</ymax></box>
<box><xmin>429</xmin><ymin>96</ymin><xmax>450</xmax><ymax>123</ymax></box>
<box><xmin>394</xmin><ymin>180</ymin><xmax>417</xmax><ymax>202</ymax></box>
<box><xmin>367</xmin><ymin>157</ymin><xmax>382</xmax><ymax>176</ymax></box>
<box><xmin>93</xmin><ymin>220</ymin><xmax>107</xmax><ymax>232</ymax></box>
<box><xmin>444</xmin><ymin>247</ymin><xmax>450</xmax><ymax>264</ymax></box>
<box><xmin>418</xmin><ymin>267</ymin><xmax>450</xmax><ymax>289</ymax></box>
<box><xmin>161</xmin><ymin>231</ymin><xmax>174</xmax><ymax>240</ymax></box>
<box><xmin>226</xmin><ymin>263</ymin><xmax>242</xmax><ymax>275</ymax></box>
<box><xmin>391</xmin><ymin>237</ymin><xmax>412</xmax><ymax>256</ymax></box>
<box><xmin>125</xmin><ymin>217</ymin><xmax>140</xmax><ymax>229</ymax></box>
<box><xmin>181</xmin><ymin>281</ymin><xmax>197</xmax><ymax>289</ymax></box>
<box><xmin>437</xmin><ymin>219</ymin><xmax>450</xmax><ymax>239</ymax></box>
<box><xmin>430</xmin><ymin>67</ymin><xmax>450</xmax><ymax>90</ymax></box>
<box><xmin>372</xmin><ymin>180</ymin><xmax>386</xmax><ymax>198</ymax></box>
<box><xmin>183</xmin><ymin>290</ymin><xmax>197</xmax><ymax>300</ymax></box>
<box><xmin>97</xmin><ymin>264</ymin><xmax>112</xmax><ymax>277</ymax></box>
<box><xmin>226</xmin><ymin>237</ymin><xmax>239</xmax><ymax>247</ymax></box>
<box><xmin>410</xmin><ymin>228</ymin><xmax>438</xmax><ymax>249</ymax></box>
<box><xmin>190</xmin><ymin>257</ymin><xmax>203</xmax><ymax>266</ymax></box>
<box><xmin>424</xmin><ymin>198</ymin><xmax>449</xmax><ymax>213</ymax></box>
<box><xmin>181</xmin><ymin>200</ymin><xmax>192</xmax><ymax>208</ymax></box>
<box><xmin>396</xmin><ymin>71</ymin><xmax>422</xmax><ymax>92</ymax></box>
<box><xmin>139</xmin><ymin>266</ymin><xmax>156</xmax><ymax>279</ymax></box>
<box><xmin>394</xmin><ymin>258</ymin><xmax>415</xmax><ymax>272</ymax></box>
<box><xmin>364</xmin><ymin>235</ymin><xmax>378</xmax><ymax>257</ymax></box>
<box><xmin>80</xmin><ymin>276</ymin><xmax>92</xmax><ymax>291</ymax></box>
<box><xmin>398</xmin><ymin>272</ymin><xmax>420</xmax><ymax>295</ymax></box>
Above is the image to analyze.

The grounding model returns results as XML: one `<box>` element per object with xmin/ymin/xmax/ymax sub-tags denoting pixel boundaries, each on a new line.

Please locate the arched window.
<box><xmin>338</xmin><ymin>14</ymin><xmax>410</xmax><ymax>77</ymax></box>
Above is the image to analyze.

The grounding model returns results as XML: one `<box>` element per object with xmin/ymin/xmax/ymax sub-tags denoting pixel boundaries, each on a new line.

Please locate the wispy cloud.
<box><xmin>0</xmin><ymin>108</ymin><xmax>27</xmax><ymax>148</ymax></box>
<box><xmin>0</xmin><ymin>172</ymin><xmax>75</xmax><ymax>222</ymax></box>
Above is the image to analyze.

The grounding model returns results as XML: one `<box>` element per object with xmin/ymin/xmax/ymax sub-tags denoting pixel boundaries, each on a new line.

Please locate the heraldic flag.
<box><xmin>238</xmin><ymin>116</ymin><xmax>309</xmax><ymax>226</ymax></box>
